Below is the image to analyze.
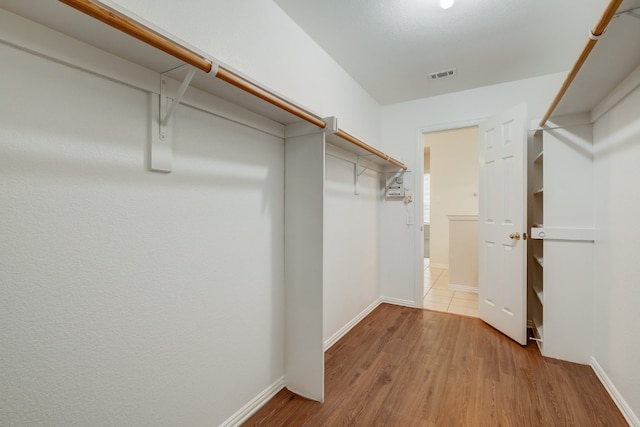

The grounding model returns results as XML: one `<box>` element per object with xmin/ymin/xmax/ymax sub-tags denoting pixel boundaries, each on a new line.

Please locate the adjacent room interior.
<box><xmin>422</xmin><ymin>127</ymin><xmax>480</xmax><ymax>317</ymax></box>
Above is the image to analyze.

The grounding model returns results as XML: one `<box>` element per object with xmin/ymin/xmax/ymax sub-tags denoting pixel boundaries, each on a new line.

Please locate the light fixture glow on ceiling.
<box><xmin>440</xmin><ymin>0</ymin><xmax>455</xmax><ymax>9</ymax></box>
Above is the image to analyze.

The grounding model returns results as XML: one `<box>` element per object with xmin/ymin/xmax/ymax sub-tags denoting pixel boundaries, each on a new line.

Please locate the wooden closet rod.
<box><xmin>539</xmin><ymin>0</ymin><xmax>623</xmax><ymax>127</ymax></box>
<box><xmin>59</xmin><ymin>0</ymin><xmax>327</xmax><ymax>129</ymax></box>
<box><xmin>335</xmin><ymin>129</ymin><xmax>407</xmax><ymax>170</ymax></box>
<box><xmin>214</xmin><ymin>67</ymin><xmax>326</xmax><ymax>129</ymax></box>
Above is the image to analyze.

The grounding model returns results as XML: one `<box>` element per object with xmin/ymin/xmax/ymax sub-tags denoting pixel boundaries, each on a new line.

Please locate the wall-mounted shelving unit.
<box><xmin>0</xmin><ymin>0</ymin><xmax>406</xmax><ymax>174</ymax></box>
<box><xmin>528</xmin><ymin>119</ymin><xmax>595</xmax><ymax>363</ymax></box>
<box><xmin>527</xmin><ymin>0</ymin><xmax>640</xmax><ymax>364</ymax></box>
<box><xmin>528</xmin><ymin>129</ymin><xmax>545</xmax><ymax>348</ymax></box>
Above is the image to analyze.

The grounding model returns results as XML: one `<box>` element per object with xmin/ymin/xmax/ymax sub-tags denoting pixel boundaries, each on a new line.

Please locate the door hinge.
<box><xmin>523</xmin><ymin>232</ymin><xmax>528</xmax><ymax>240</ymax></box>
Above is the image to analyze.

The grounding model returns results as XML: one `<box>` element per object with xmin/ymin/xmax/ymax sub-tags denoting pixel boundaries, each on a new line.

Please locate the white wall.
<box><xmin>0</xmin><ymin>42</ymin><xmax>285</xmax><ymax>426</ymax></box>
<box><xmin>424</xmin><ymin>127</ymin><xmax>479</xmax><ymax>268</ymax></box>
<box><xmin>592</xmin><ymin>83</ymin><xmax>640</xmax><ymax>421</ymax></box>
<box><xmin>379</xmin><ymin>72</ymin><xmax>566</xmax><ymax>304</ymax></box>
<box><xmin>324</xmin><ymin>149</ymin><xmax>380</xmax><ymax>344</ymax></box>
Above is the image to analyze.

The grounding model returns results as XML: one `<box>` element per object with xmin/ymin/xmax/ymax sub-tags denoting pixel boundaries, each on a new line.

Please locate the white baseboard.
<box><xmin>429</xmin><ymin>263</ymin><xmax>449</xmax><ymax>269</ymax></box>
<box><xmin>379</xmin><ymin>296</ymin><xmax>417</xmax><ymax>308</ymax></box>
<box><xmin>448</xmin><ymin>283</ymin><xmax>478</xmax><ymax>293</ymax></box>
<box><xmin>221</xmin><ymin>377</ymin><xmax>286</xmax><ymax>427</ymax></box>
<box><xmin>324</xmin><ymin>298</ymin><xmax>383</xmax><ymax>351</ymax></box>
<box><xmin>591</xmin><ymin>357</ymin><xmax>639</xmax><ymax>426</ymax></box>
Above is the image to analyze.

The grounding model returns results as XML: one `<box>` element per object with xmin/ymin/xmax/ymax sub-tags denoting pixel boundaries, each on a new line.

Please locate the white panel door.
<box><xmin>478</xmin><ymin>103</ymin><xmax>527</xmax><ymax>345</ymax></box>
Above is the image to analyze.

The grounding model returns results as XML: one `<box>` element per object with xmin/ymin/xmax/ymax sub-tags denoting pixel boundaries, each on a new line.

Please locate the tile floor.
<box><xmin>423</xmin><ymin>258</ymin><xmax>479</xmax><ymax>318</ymax></box>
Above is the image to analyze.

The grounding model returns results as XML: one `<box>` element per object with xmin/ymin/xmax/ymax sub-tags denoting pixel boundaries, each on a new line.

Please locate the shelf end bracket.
<box><xmin>149</xmin><ymin>67</ymin><xmax>196</xmax><ymax>173</ymax></box>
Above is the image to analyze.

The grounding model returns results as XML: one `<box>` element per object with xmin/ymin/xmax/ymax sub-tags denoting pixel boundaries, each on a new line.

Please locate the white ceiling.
<box><xmin>273</xmin><ymin>0</ymin><xmax>620</xmax><ymax>105</ymax></box>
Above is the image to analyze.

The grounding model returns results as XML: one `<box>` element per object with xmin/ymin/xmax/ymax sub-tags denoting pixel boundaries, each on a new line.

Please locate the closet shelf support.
<box><xmin>59</xmin><ymin>0</ymin><xmax>213</xmax><ymax>73</ymax></box>
<box><xmin>161</xmin><ymin>67</ymin><xmax>197</xmax><ymax>131</ymax></box>
<box><xmin>150</xmin><ymin>68</ymin><xmax>198</xmax><ymax>174</ymax></box>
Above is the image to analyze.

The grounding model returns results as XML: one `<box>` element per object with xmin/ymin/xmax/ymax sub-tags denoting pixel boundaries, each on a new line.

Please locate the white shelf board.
<box><xmin>532</xmin><ymin>320</ymin><xmax>544</xmax><ymax>349</ymax></box>
<box><xmin>1</xmin><ymin>1</ymin><xmax>183</xmax><ymax>75</ymax></box>
<box><xmin>533</xmin><ymin>285</ymin><xmax>544</xmax><ymax>303</ymax></box>
<box><xmin>552</xmin><ymin>1</ymin><xmax>640</xmax><ymax>118</ymax></box>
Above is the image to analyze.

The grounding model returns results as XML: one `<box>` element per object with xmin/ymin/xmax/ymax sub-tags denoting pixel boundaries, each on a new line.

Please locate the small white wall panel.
<box><xmin>284</xmin><ymin>132</ymin><xmax>325</xmax><ymax>402</ymax></box>
<box><xmin>543</xmin><ymin>241</ymin><xmax>593</xmax><ymax>364</ymax></box>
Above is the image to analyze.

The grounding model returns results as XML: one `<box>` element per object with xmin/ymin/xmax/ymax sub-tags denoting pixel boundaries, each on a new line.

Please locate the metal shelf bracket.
<box><xmin>150</xmin><ymin>66</ymin><xmax>197</xmax><ymax>173</ymax></box>
<box><xmin>354</xmin><ymin>155</ymin><xmax>373</xmax><ymax>195</ymax></box>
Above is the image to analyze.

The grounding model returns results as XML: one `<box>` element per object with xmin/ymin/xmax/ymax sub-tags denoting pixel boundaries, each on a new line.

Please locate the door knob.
<box><xmin>509</xmin><ymin>232</ymin><xmax>521</xmax><ymax>240</ymax></box>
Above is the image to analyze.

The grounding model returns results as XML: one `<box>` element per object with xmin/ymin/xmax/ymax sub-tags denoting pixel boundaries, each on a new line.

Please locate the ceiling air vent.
<box><xmin>429</xmin><ymin>68</ymin><xmax>457</xmax><ymax>80</ymax></box>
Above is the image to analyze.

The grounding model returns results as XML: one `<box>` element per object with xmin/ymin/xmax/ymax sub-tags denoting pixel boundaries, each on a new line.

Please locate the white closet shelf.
<box><xmin>533</xmin><ymin>285</ymin><xmax>544</xmax><ymax>303</ymax></box>
<box><xmin>541</xmin><ymin>0</ymin><xmax>640</xmax><ymax>123</ymax></box>
<box><xmin>0</xmin><ymin>0</ymin><xmax>406</xmax><ymax>170</ymax></box>
<box><xmin>532</xmin><ymin>321</ymin><xmax>543</xmax><ymax>344</ymax></box>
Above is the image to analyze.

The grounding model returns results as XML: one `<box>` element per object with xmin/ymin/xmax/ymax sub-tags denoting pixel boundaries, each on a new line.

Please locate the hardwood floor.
<box><xmin>244</xmin><ymin>304</ymin><xmax>626</xmax><ymax>426</ymax></box>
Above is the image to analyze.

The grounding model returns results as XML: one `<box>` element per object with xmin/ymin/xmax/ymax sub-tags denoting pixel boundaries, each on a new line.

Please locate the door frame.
<box><xmin>413</xmin><ymin>118</ymin><xmax>487</xmax><ymax>308</ymax></box>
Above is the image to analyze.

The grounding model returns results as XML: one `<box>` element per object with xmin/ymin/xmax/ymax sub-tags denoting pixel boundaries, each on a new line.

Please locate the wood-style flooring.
<box><xmin>244</xmin><ymin>304</ymin><xmax>626</xmax><ymax>426</ymax></box>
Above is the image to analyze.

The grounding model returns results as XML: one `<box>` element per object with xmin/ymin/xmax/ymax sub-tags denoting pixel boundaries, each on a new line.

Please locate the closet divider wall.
<box><xmin>284</xmin><ymin>129</ymin><xmax>326</xmax><ymax>401</ymax></box>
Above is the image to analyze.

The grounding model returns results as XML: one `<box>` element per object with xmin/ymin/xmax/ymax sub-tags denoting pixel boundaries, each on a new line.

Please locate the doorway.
<box><xmin>421</xmin><ymin>127</ymin><xmax>480</xmax><ymax>317</ymax></box>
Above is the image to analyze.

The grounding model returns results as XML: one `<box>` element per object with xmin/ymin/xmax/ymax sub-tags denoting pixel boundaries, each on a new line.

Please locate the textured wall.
<box><xmin>0</xmin><ymin>42</ymin><xmax>285</xmax><ymax>426</ymax></box>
